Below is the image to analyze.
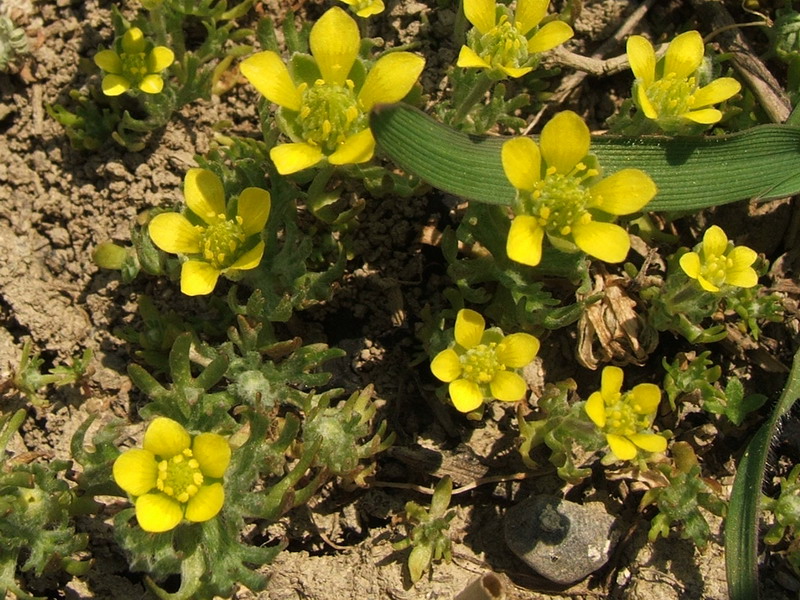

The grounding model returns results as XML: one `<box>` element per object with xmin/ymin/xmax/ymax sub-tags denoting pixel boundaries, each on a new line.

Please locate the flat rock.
<box><xmin>504</xmin><ymin>494</ymin><xmax>617</xmax><ymax>585</ymax></box>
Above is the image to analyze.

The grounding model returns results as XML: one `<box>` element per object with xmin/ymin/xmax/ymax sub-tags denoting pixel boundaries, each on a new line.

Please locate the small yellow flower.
<box><xmin>502</xmin><ymin>110</ymin><xmax>657</xmax><ymax>266</ymax></box>
<box><xmin>113</xmin><ymin>417</ymin><xmax>231</xmax><ymax>533</ymax></box>
<box><xmin>457</xmin><ymin>0</ymin><xmax>573</xmax><ymax>79</ymax></box>
<box><xmin>240</xmin><ymin>7</ymin><xmax>425</xmax><ymax>175</ymax></box>
<box><xmin>93</xmin><ymin>27</ymin><xmax>174</xmax><ymax>96</ymax></box>
<box><xmin>679</xmin><ymin>225</ymin><xmax>758</xmax><ymax>293</ymax></box>
<box><xmin>627</xmin><ymin>31</ymin><xmax>741</xmax><ymax>133</ymax></box>
<box><xmin>430</xmin><ymin>309</ymin><xmax>540</xmax><ymax>413</ymax></box>
<box><xmin>584</xmin><ymin>366</ymin><xmax>667</xmax><ymax>462</ymax></box>
<box><xmin>339</xmin><ymin>0</ymin><xmax>384</xmax><ymax>18</ymax></box>
<box><xmin>148</xmin><ymin>168</ymin><xmax>270</xmax><ymax>296</ymax></box>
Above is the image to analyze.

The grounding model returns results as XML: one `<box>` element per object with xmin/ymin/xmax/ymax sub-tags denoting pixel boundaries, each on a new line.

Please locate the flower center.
<box><xmin>156</xmin><ymin>448</ymin><xmax>204</xmax><ymax>503</ymax></box>
<box><xmin>201</xmin><ymin>216</ymin><xmax>246</xmax><ymax>269</ymax></box>
<box><xmin>643</xmin><ymin>73</ymin><xmax>697</xmax><ymax>118</ymax></box>
<box><xmin>603</xmin><ymin>392</ymin><xmax>654</xmax><ymax>437</ymax></box>
<box><xmin>699</xmin><ymin>251</ymin><xmax>731</xmax><ymax>288</ymax></box>
<box><xmin>477</xmin><ymin>15</ymin><xmax>529</xmax><ymax>69</ymax></box>
<box><xmin>460</xmin><ymin>342</ymin><xmax>503</xmax><ymax>384</ymax></box>
<box><xmin>120</xmin><ymin>51</ymin><xmax>149</xmax><ymax>84</ymax></box>
<box><xmin>522</xmin><ymin>164</ymin><xmax>597</xmax><ymax>237</ymax></box>
<box><xmin>298</xmin><ymin>80</ymin><xmax>365</xmax><ymax>153</ymax></box>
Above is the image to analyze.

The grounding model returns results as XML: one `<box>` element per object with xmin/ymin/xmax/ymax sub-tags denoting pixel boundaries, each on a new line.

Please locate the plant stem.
<box><xmin>451</xmin><ymin>71</ymin><xmax>493</xmax><ymax>125</ymax></box>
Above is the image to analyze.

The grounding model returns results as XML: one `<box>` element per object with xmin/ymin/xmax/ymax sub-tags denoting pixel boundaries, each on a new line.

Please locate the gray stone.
<box><xmin>503</xmin><ymin>495</ymin><xmax>617</xmax><ymax>585</ymax></box>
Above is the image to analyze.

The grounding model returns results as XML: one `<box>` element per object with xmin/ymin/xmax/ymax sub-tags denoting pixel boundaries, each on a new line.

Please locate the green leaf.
<box><xmin>370</xmin><ymin>103</ymin><xmax>800</xmax><ymax>211</ymax></box>
<box><xmin>726</xmin><ymin>347</ymin><xmax>800</xmax><ymax>600</ymax></box>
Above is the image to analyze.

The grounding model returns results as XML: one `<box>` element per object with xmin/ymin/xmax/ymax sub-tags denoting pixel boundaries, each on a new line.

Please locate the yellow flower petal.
<box><xmin>682</xmin><ymin>108</ymin><xmax>722</xmax><ymax>124</ymax></box>
<box><xmin>703</xmin><ymin>225</ymin><xmax>728</xmax><ymax>256</ymax></box>
<box><xmin>635</xmin><ymin>83</ymin><xmax>658</xmax><ymax>119</ymax></box>
<box><xmin>456</xmin><ymin>45</ymin><xmax>492</xmax><ymax>70</ymax></box>
<box><xmin>226</xmin><ymin>241</ymin><xmax>264</xmax><ymax>271</ymax></box>
<box><xmin>502</xmin><ymin>137</ymin><xmax>540</xmax><ymax>192</ymax></box>
<box><xmin>184</xmin><ymin>168</ymin><xmax>226</xmax><ymax>224</ymax></box>
<box><xmin>514</xmin><ymin>0</ymin><xmax>548</xmax><ymax>36</ymax></box>
<box><xmin>679</xmin><ymin>251</ymin><xmax>701</xmax><ymax>279</ymax></box>
<box><xmin>240</xmin><ymin>51</ymin><xmax>302</xmax><ymax>111</ymax></box>
<box><xmin>664</xmin><ymin>30</ymin><xmax>704</xmax><ymax>79</ymax></box>
<box><xmin>572</xmin><ymin>221</ymin><xmax>631</xmax><ymax>263</ymax></box>
<box><xmin>449</xmin><ymin>379</ymin><xmax>484</xmax><ymax>413</ymax></box>
<box><xmin>606</xmin><ymin>433</ymin><xmax>637</xmax><ymax>460</ymax></box>
<box><xmin>353</xmin><ymin>0</ymin><xmax>384</xmax><ymax>17</ymax></box>
<box><xmin>122</xmin><ymin>27</ymin><xmax>146</xmax><ymax>55</ymax></box>
<box><xmin>506</xmin><ymin>215</ymin><xmax>544</xmax><ymax>266</ymax></box>
<box><xmin>136</xmin><ymin>493</ymin><xmax>183</xmax><ymax>532</ymax></box>
<box><xmin>585</xmin><ymin>391</ymin><xmax>606</xmax><ymax>427</ymax></box>
<box><xmin>628</xmin><ymin>432</ymin><xmax>667</xmax><ymax>453</ymax></box>
<box><xmin>496</xmin><ymin>333</ymin><xmax>539</xmax><ymax>368</ymax></box>
<box><xmin>726</xmin><ymin>267</ymin><xmax>758</xmax><ymax>289</ymax></box>
<box><xmin>463</xmin><ymin>0</ymin><xmax>496</xmax><ymax>35</ymax></box>
<box><xmin>527</xmin><ymin>20</ymin><xmax>574</xmax><ymax>53</ymax></box>
<box><xmin>270</xmin><ymin>143</ymin><xmax>324</xmax><ymax>175</ymax></box>
<box><xmin>310</xmin><ymin>7</ymin><xmax>359</xmax><ymax>86</ymax></box>
<box><xmin>490</xmin><ymin>370</ymin><xmax>527</xmax><ymax>402</ymax></box>
<box><xmin>143</xmin><ymin>417</ymin><xmax>191</xmax><ymax>458</ymax></box>
<box><xmin>589</xmin><ymin>169</ymin><xmax>657</xmax><ymax>215</ymax></box>
<box><xmin>113</xmin><ymin>449</ymin><xmax>158</xmax><ymax>496</ymax></box>
<box><xmin>101</xmin><ymin>74</ymin><xmax>131</xmax><ymax>96</ymax></box>
<box><xmin>181</xmin><ymin>260</ymin><xmax>221</xmax><ymax>296</ymax></box>
<box><xmin>540</xmin><ymin>110</ymin><xmax>589</xmax><ymax>175</ymax></box>
<box><xmin>499</xmin><ymin>64</ymin><xmax>534</xmax><ymax>78</ymax></box>
<box><xmin>692</xmin><ymin>77</ymin><xmax>741</xmax><ymax>108</ymax></box>
<box><xmin>148</xmin><ymin>213</ymin><xmax>202</xmax><ymax>254</ymax></box>
<box><xmin>139</xmin><ymin>74</ymin><xmax>164</xmax><ymax>94</ymax></box>
<box><xmin>147</xmin><ymin>47</ymin><xmax>175</xmax><ymax>73</ymax></box>
<box><xmin>455</xmin><ymin>309</ymin><xmax>485</xmax><ymax>349</ymax></box>
<box><xmin>697</xmin><ymin>275</ymin><xmax>720</xmax><ymax>293</ymax></box>
<box><xmin>328</xmin><ymin>128</ymin><xmax>375</xmax><ymax>166</ymax></box>
<box><xmin>626</xmin><ymin>35</ymin><xmax>656</xmax><ymax>85</ymax></box>
<box><xmin>600</xmin><ymin>366</ymin><xmax>624</xmax><ymax>398</ymax></box>
<box><xmin>358</xmin><ymin>52</ymin><xmax>425</xmax><ymax>112</ymax></box>
<box><xmin>431</xmin><ymin>348</ymin><xmax>462</xmax><ymax>383</ymax></box>
<box><xmin>630</xmin><ymin>383</ymin><xmax>661</xmax><ymax>414</ymax></box>
<box><xmin>237</xmin><ymin>187</ymin><xmax>271</xmax><ymax>236</ymax></box>
<box><xmin>185</xmin><ymin>483</ymin><xmax>225</xmax><ymax>522</ymax></box>
<box><xmin>193</xmin><ymin>433</ymin><xmax>231</xmax><ymax>479</ymax></box>
<box><xmin>94</xmin><ymin>49</ymin><xmax>122</xmax><ymax>74</ymax></box>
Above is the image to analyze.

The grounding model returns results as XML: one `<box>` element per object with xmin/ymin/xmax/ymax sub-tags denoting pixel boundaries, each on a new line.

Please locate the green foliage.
<box><xmin>516</xmin><ymin>380</ymin><xmax>606</xmax><ymax>483</ymax></box>
<box><xmin>0</xmin><ymin>15</ymin><xmax>28</xmax><ymax>72</ymax></box>
<box><xmin>641</xmin><ymin>442</ymin><xmax>727</xmax><ymax>549</ymax></box>
<box><xmin>393</xmin><ymin>476</ymin><xmax>456</xmax><ymax>583</ymax></box>
<box><xmin>9</xmin><ymin>340</ymin><xmax>92</xmax><ymax>406</ymax></box>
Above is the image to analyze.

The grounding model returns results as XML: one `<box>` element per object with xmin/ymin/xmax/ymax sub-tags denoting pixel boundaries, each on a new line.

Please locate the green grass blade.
<box><xmin>370</xmin><ymin>103</ymin><xmax>800</xmax><ymax>211</ymax></box>
<box><xmin>726</xmin><ymin>348</ymin><xmax>800</xmax><ymax>600</ymax></box>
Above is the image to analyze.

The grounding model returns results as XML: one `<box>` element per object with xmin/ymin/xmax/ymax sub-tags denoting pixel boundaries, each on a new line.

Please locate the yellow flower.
<box><xmin>678</xmin><ymin>225</ymin><xmax>758</xmax><ymax>293</ymax></box>
<box><xmin>148</xmin><ymin>168</ymin><xmax>270</xmax><ymax>296</ymax></box>
<box><xmin>93</xmin><ymin>27</ymin><xmax>174</xmax><ymax>96</ymax></box>
<box><xmin>627</xmin><ymin>31</ymin><xmax>741</xmax><ymax>132</ymax></box>
<box><xmin>502</xmin><ymin>110</ymin><xmax>657</xmax><ymax>266</ymax></box>
<box><xmin>339</xmin><ymin>0</ymin><xmax>384</xmax><ymax>17</ymax></box>
<box><xmin>430</xmin><ymin>309</ymin><xmax>540</xmax><ymax>413</ymax></box>
<box><xmin>240</xmin><ymin>7</ymin><xmax>425</xmax><ymax>175</ymax></box>
<box><xmin>113</xmin><ymin>417</ymin><xmax>231</xmax><ymax>533</ymax></box>
<box><xmin>584</xmin><ymin>366</ymin><xmax>667</xmax><ymax>462</ymax></box>
<box><xmin>457</xmin><ymin>0</ymin><xmax>573</xmax><ymax>78</ymax></box>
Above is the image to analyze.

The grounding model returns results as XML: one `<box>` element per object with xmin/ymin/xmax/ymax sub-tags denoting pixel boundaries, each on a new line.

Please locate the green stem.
<box><xmin>451</xmin><ymin>71</ymin><xmax>494</xmax><ymax>125</ymax></box>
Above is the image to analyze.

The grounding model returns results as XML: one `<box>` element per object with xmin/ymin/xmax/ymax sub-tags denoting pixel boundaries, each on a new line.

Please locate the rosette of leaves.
<box><xmin>0</xmin><ymin>15</ymin><xmax>28</xmax><ymax>73</ymax></box>
<box><xmin>0</xmin><ymin>410</ymin><xmax>91</xmax><ymax>600</ymax></box>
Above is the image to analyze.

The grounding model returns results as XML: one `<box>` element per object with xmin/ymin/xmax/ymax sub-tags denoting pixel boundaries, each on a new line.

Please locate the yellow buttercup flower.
<box><xmin>679</xmin><ymin>225</ymin><xmax>758</xmax><ymax>293</ymax></box>
<box><xmin>502</xmin><ymin>110</ymin><xmax>657</xmax><ymax>266</ymax></box>
<box><xmin>93</xmin><ymin>27</ymin><xmax>174</xmax><ymax>96</ymax></box>
<box><xmin>339</xmin><ymin>0</ymin><xmax>384</xmax><ymax>17</ymax></box>
<box><xmin>113</xmin><ymin>417</ymin><xmax>231</xmax><ymax>533</ymax></box>
<box><xmin>584</xmin><ymin>366</ymin><xmax>667</xmax><ymax>462</ymax></box>
<box><xmin>430</xmin><ymin>309</ymin><xmax>540</xmax><ymax>413</ymax></box>
<box><xmin>240</xmin><ymin>7</ymin><xmax>425</xmax><ymax>175</ymax></box>
<box><xmin>627</xmin><ymin>30</ymin><xmax>741</xmax><ymax>133</ymax></box>
<box><xmin>148</xmin><ymin>168</ymin><xmax>270</xmax><ymax>296</ymax></box>
<box><xmin>457</xmin><ymin>0</ymin><xmax>573</xmax><ymax>79</ymax></box>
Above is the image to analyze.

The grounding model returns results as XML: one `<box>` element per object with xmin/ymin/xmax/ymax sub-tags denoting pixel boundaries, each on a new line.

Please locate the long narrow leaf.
<box><xmin>370</xmin><ymin>103</ymin><xmax>800</xmax><ymax>211</ymax></box>
<box><xmin>726</xmin><ymin>348</ymin><xmax>800</xmax><ymax>600</ymax></box>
